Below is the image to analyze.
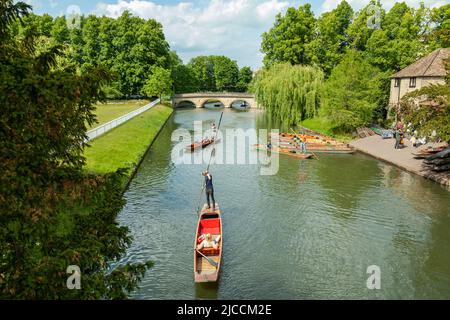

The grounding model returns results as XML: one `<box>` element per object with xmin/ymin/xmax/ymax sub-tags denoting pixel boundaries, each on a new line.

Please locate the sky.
<box><xmin>25</xmin><ymin>0</ymin><xmax>447</xmax><ymax>70</ymax></box>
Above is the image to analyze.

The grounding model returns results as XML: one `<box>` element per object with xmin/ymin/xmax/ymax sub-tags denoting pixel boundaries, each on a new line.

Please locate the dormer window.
<box><xmin>409</xmin><ymin>77</ymin><xmax>416</xmax><ymax>88</ymax></box>
<box><xmin>394</xmin><ymin>78</ymin><xmax>400</xmax><ymax>87</ymax></box>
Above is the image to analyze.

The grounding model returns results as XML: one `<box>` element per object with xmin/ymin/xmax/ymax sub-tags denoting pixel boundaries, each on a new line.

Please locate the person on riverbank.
<box><xmin>394</xmin><ymin>130</ymin><xmax>403</xmax><ymax>149</ymax></box>
<box><xmin>202</xmin><ymin>170</ymin><xmax>215</xmax><ymax>210</ymax></box>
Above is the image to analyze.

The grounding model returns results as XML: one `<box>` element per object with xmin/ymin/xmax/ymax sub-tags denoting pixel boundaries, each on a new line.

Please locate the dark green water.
<box><xmin>119</xmin><ymin>108</ymin><xmax>450</xmax><ymax>299</ymax></box>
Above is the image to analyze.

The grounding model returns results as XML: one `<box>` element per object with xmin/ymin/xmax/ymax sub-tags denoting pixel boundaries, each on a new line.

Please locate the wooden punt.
<box><xmin>276</xmin><ymin>138</ymin><xmax>354</xmax><ymax>154</ymax></box>
<box><xmin>273</xmin><ymin>132</ymin><xmax>342</xmax><ymax>146</ymax></box>
<box><xmin>194</xmin><ymin>203</ymin><xmax>222</xmax><ymax>283</ymax></box>
<box><xmin>186</xmin><ymin>138</ymin><xmax>220</xmax><ymax>152</ymax></box>
<box><xmin>255</xmin><ymin>145</ymin><xmax>314</xmax><ymax>159</ymax></box>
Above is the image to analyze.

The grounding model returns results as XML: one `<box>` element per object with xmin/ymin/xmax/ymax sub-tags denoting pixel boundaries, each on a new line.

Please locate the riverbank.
<box><xmin>299</xmin><ymin>117</ymin><xmax>352</xmax><ymax>142</ymax></box>
<box><xmin>84</xmin><ymin>104</ymin><xmax>173</xmax><ymax>184</ymax></box>
<box><xmin>350</xmin><ymin>135</ymin><xmax>450</xmax><ymax>189</ymax></box>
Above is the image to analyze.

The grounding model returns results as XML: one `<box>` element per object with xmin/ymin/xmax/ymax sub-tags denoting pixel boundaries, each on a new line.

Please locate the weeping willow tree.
<box><xmin>253</xmin><ymin>63</ymin><xmax>324</xmax><ymax>125</ymax></box>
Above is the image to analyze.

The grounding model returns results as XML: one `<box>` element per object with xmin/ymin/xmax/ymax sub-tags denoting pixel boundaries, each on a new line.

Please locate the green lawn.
<box><xmin>89</xmin><ymin>100</ymin><xmax>151</xmax><ymax>129</ymax></box>
<box><xmin>299</xmin><ymin>116</ymin><xmax>353</xmax><ymax>142</ymax></box>
<box><xmin>84</xmin><ymin>104</ymin><xmax>173</xmax><ymax>175</ymax></box>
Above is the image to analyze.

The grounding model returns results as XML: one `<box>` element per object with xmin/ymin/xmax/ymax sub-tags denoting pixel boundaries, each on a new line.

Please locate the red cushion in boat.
<box><xmin>200</xmin><ymin>219</ymin><xmax>219</xmax><ymax>228</ymax></box>
<box><xmin>199</xmin><ymin>218</ymin><xmax>220</xmax><ymax>236</ymax></box>
<box><xmin>202</xmin><ymin>227</ymin><xmax>220</xmax><ymax>235</ymax></box>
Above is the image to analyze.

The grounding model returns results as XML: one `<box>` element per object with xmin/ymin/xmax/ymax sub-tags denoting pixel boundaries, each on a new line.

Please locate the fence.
<box><xmin>87</xmin><ymin>99</ymin><xmax>161</xmax><ymax>141</ymax></box>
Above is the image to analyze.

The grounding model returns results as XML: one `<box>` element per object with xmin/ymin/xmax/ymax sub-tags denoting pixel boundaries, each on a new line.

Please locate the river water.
<box><xmin>118</xmin><ymin>107</ymin><xmax>450</xmax><ymax>299</ymax></box>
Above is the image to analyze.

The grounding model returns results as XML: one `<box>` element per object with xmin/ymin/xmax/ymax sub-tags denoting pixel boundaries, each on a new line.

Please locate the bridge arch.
<box><xmin>200</xmin><ymin>99</ymin><xmax>225</xmax><ymax>109</ymax></box>
<box><xmin>229</xmin><ymin>99</ymin><xmax>252</xmax><ymax>109</ymax></box>
<box><xmin>175</xmin><ymin>100</ymin><xmax>196</xmax><ymax>108</ymax></box>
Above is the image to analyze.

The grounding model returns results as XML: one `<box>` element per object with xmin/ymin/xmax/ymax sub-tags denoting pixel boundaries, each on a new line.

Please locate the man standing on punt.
<box><xmin>202</xmin><ymin>170</ymin><xmax>215</xmax><ymax>210</ymax></box>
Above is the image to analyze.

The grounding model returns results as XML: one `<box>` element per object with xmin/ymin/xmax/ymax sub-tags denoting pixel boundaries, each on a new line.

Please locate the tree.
<box><xmin>366</xmin><ymin>2</ymin><xmax>428</xmax><ymax>72</ymax></box>
<box><xmin>236</xmin><ymin>66</ymin><xmax>253</xmax><ymax>92</ymax></box>
<box><xmin>212</xmin><ymin>56</ymin><xmax>239</xmax><ymax>91</ymax></box>
<box><xmin>261</xmin><ymin>4</ymin><xmax>316</xmax><ymax>66</ymax></box>
<box><xmin>81</xmin><ymin>15</ymin><xmax>101</xmax><ymax>72</ymax></box>
<box><xmin>428</xmin><ymin>4</ymin><xmax>450</xmax><ymax>48</ymax></box>
<box><xmin>142</xmin><ymin>66</ymin><xmax>173</xmax><ymax>100</ymax></box>
<box><xmin>400</xmin><ymin>61</ymin><xmax>450</xmax><ymax>142</ymax></box>
<box><xmin>306</xmin><ymin>0</ymin><xmax>354</xmax><ymax>76</ymax></box>
<box><xmin>172</xmin><ymin>64</ymin><xmax>199</xmax><ymax>93</ymax></box>
<box><xmin>0</xmin><ymin>1</ymin><xmax>151</xmax><ymax>299</ymax></box>
<box><xmin>253</xmin><ymin>63</ymin><xmax>324</xmax><ymax>125</ymax></box>
<box><xmin>188</xmin><ymin>56</ymin><xmax>216</xmax><ymax>91</ymax></box>
<box><xmin>50</xmin><ymin>16</ymin><xmax>69</xmax><ymax>45</ymax></box>
<box><xmin>321</xmin><ymin>50</ymin><xmax>383</xmax><ymax>132</ymax></box>
<box><xmin>347</xmin><ymin>0</ymin><xmax>385</xmax><ymax>52</ymax></box>
<box><xmin>104</xmin><ymin>11</ymin><xmax>170</xmax><ymax>97</ymax></box>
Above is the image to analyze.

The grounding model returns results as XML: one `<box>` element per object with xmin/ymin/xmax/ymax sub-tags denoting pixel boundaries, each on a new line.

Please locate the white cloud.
<box><xmin>95</xmin><ymin>0</ymin><xmax>290</xmax><ymax>69</ymax></box>
<box><xmin>321</xmin><ymin>0</ymin><xmax>446</xmax><ymax>13</ymax></box>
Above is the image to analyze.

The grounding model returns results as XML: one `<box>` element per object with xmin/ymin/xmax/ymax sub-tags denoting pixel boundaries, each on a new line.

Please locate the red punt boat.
<box><xmin>194</xmin><ymin>203</ymin><xmax>222</xmax><ymax>283</ymax></box>
<box><xmin>186</xmin><ymin>138</ymin><xmax>219</xmax><ymax>151</ymax></box>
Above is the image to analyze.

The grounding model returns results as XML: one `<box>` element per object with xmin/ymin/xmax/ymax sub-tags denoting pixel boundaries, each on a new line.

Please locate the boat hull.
<box><xmin>194</xmin><ymin>204</ymin><xmax>222</xmax><ymax>283</ymax></box>
<box><xmin>186</xmin><ymin>138</ymin><xmax>220</xmax><ymax>152</ymax></box>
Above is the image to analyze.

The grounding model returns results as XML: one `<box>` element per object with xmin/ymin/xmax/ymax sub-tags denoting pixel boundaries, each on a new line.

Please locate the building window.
<box><xmin>409</xmin><ymin>77</ymin><xmax>416</xmax><ymax>88</ymax></box>
<box><xmin>394</xmin><ymin>78</ymin><xmax>400</xmax><ymax>87</ymax></box>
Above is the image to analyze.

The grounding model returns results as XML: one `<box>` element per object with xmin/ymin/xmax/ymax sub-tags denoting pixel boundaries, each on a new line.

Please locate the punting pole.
<box><xmin>194</xmin><ymin>112</ymin><xmax>224</xmax><ymax>214</ymax></box>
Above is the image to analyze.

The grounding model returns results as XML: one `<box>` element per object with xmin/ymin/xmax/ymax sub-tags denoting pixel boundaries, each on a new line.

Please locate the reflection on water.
<box><xmin>119</xmin><ymin>108</ymin><xmax>450</xmax><ymax>299</ymax></box>
<box><xmin>195</xmin><ymin>282</ymin><xmax>219</xmax><ymax>300</ymax></box>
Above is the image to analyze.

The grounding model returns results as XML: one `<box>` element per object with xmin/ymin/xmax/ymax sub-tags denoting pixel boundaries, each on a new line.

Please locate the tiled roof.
<box><xmin>391</xmin><ymin>48</ymin><xmax>450</xmax><ymax>78</ymax></box>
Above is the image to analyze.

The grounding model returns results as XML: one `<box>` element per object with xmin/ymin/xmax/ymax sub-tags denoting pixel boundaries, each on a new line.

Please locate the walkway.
<box><xmin>350</xmin><ymin>135</ymin><xmax>450</xmax><ymax>189</ymax></box>
<box><xmin>87</xmin><ymin>99</ymin><xmax>160</xmax><ymax>141</ymax></box>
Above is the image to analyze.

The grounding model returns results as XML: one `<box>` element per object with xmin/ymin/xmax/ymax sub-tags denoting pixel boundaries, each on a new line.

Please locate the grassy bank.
<box><xmin>89</xmin><ymin>99</ymin><xmax>151</xmax><ymax>129</ymax></box>
<box><xmin>299</xmin><ymin>116</ymin><xmax>353</xmax><ymax>142</ymax></box>
<box><xmin>84</xmin><ymin>104</ymin><xmax>173</xmax><ymax>175</ymax></box>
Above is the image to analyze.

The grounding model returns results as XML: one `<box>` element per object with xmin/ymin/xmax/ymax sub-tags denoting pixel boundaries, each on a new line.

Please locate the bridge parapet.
<box><xmin>172</xmin><ymin>92</ymin><xmax>257</xmax><ymax>109</ymax></box>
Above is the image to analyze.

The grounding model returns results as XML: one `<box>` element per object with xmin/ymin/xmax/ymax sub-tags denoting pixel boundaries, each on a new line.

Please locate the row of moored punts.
<box><xmin>254</xmin><ymin>129</ymin><xmax>354</xmax><ymax>160</ymax></box>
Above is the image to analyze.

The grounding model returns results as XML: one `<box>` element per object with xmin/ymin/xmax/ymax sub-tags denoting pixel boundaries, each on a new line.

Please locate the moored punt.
<box><xmin>412</xmin><ymin>145</ymin><xmax>448</xmax><ymax>159</ymax></box>
<box><xmin>255</xmin><ymin>144</ymin><xmax>314</xmax><ymax>159</ymax></box>
<box><xmin>271</xmin><ymin>132</ymin><xmax>354</xmax><ymax>154</ymax></box>
<box><xmin>194</xmin><ymin>204</ymin><xmax>222</xmax><ymax>283</ymax></box>
<box><xmin>272</xmin><ymin>132</ymin><xmax>343</xmax><ymax>146</ymax></box>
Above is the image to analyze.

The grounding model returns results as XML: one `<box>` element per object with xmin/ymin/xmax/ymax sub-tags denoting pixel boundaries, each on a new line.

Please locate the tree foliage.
<box><xmin>400</xmin><ymin>61</ymin><xmax>450</xmax><ymax>142</ymax></box>
<box><xmin>186</xmin><ymin>55</ymin><xmax>251</xmax><ymax>92</ymax></box>
<box><xmin>306</xmin><ymin>1</ymin><xmax>354</xmax><ymax>75</ymax></box>
<box><xmin>253</xmin><ymin>63</ymin><xmax>324</xmax><ymax>125</ymax></box>
<box><xmin>321</xmin><ymin>51</ymin><xmax>384</xmax><ymax>132</ymax></box>
<box><xmin>142</xmin><ymin>66</ymin><xmax>173</xmax><ymax>99</ymax></box>
<box><xmin>0</xmin><ymin>1</ymin><xmax>152</xmax><ymax>299</ymax></box>
<box><xmin>261</xmin><ymin>4</ymin><xmax>316</xmax><ymax>66</ymax></box>
<box><xmin>237</xmin><ymin>66</ymin><xmax>253</xmax><ymax>92</ymax></box>
<box><xmin>12</xmin><ymin>11</ymin><xmax>171</xmax><ymax>98</ymax></box>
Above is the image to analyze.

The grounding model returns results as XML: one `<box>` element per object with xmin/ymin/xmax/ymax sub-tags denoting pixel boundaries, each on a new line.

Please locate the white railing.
<box><xmin>87</xmin><ymin>99</ymin><xmax>161</xmax><ymax>141</ymax></box>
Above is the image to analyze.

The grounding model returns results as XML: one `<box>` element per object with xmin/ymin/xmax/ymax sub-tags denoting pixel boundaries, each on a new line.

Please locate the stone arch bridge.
<box><xmin>172</xmin><ymin>92</ymin><xmax>257</xmax><ymax>109</ymax></box>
